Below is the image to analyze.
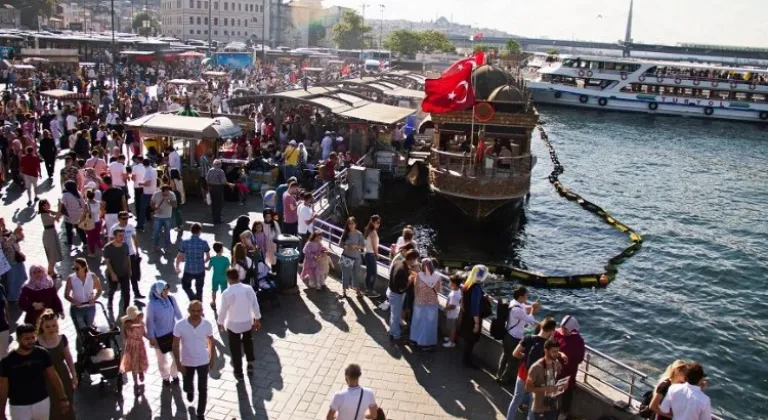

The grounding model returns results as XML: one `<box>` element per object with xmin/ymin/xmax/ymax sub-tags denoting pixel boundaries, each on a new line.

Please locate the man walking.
<box><xmin>109</xmin><ymin>211</ymin><xmax>143</xmax><ymax>299</ymax></box>
<box><xmin>131</xmin><ymin>155</ymin><xmax>146</xmax><ymax>230</ymax></box>
<box><xmin>175</xmin><ymin>223</ymin><xmax>210</xmax><ymax>302</ymax></box>
<box><xmin>150</xmin><ymin>184</ymin><xmax>177</xmax><ymax>252</ymax></box>
<box><xmin>297</xmin><ymin>192</ymin><xmax>315</xmax><ymax>254</ymax></box>
<box><xmin>19</xmin><ymin>146</ymin><xmax>41</xmax><ymax>206</ymax></box>
<box><xmin>206</xmin><ymin>160</ymin><xmax>231</xmax><ymax>225</ymax></box>
<box><xmin>139</xmin><ymin>158</ymin><xmax>158</xmax><ymax>232</ymax></box>
<box><xmin>0</xmin><ymin>324</ymin><xmax>71</xmax><ymax>419</ymax></box>
<box><xmin>101</xmin><ymin>175</ymin><xmax>128</xmax><ymax>234</ymax></box>
<box><xmin>326</xmin><ymin>364</ymin><xmax>379</xmax><ymax>420</ymax></box>
<box><xmin>498</xmin><ymin>286</ymin><xmax>540</xmax><ymax>386</ymax></box>
<box><xmin>173</xmin><ymin>301</ymin><xmax>215</xmax><ymax>420</ymax></box>
<box><xmin>217</xmin><ymin>268</ymin><xmax>261</xmax><ymax>381</ymax></box>
<box><xmin>103</xmin><ymin>228</ymin><xmax>132</xmax><ymax>313</ymax></box>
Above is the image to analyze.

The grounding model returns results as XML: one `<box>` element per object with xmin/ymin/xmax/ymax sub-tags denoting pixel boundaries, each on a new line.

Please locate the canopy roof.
<box><xmin>40</xmin><ymin>89</ymin><xmax>88</xmax><ymax>100</ymax></box>
<box><xmin>382</xmin><ymin>88</ymin><xmax>424</xmax><ymax>99</ymax></box>
<box><xmin>266</xmin><ymin>87</ymin><xmax>414</xmax><ymax>125</ymax></box>
<box><xmin>166</xmin><ymin>78</ymin><xmax>206</xmax><ymax>86</ymax></box>
<box><xmin>125</xmin><ymin>113</ymin><xmax>242</xmax><ymax>140</ymax></box>
<box><xmin>203</xmin><ymin>71</ymin><xmax>228</xmax><ymax>77</ymax></box>
<box><xmin>119</xmin><ymin>50</ymin><xmax>155</xmax><ymax>56</ymax></box>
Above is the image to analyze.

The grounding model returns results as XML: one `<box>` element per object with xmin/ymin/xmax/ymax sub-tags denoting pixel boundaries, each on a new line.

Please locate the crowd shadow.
<box><xmin>303</xmin><ymin>285</ymin><xmax>350</xmax><ymax>332</ymax></box>
<box><xmin>154</xmin><ymin>383</ymin><xmax>188</xmax><ymax>420</ymax></box>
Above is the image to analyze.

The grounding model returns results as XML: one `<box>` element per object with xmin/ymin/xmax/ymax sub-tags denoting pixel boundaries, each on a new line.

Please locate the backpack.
<box><xmin>523</xmin><ymin>336</ymin><xmax>548</xmax><ymax>370</ymax></box>
<box><xmin>238</xmin><ymin>258</ymin><xmax>257</xmax><ymax>285</ymax></box>
<box><xmin>637</xmin><ymin>390</ymin><xmax>655</xmax><ymax>418</ymax></box>
<box><xmin>489</xmin><ymin>300</ymin><xmax>510</xmax><ymax>340</ymax></box>
<box><xmin>479</xmin><ymin>292</ymin><xmax>493</xmax><ymax>319</ymax></box>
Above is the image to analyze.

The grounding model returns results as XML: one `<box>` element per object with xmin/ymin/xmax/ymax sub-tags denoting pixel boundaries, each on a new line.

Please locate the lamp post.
<box><xmin>208</xmin><ymin>0</ymin><xmax>212</xmax><ymax>56</ymax></box>
<box><xmin>378</xmin><ymin>4</ymin><xmax>384</xmax><ymax>49</ymax></box>
<box><xmin>261</xmin><ymin>0</ymin><xmax>266</xmax><ymax>65</ymax></box>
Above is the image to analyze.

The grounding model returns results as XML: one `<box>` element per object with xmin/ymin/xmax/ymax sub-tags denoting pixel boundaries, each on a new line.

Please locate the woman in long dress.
<box><xmin>120</xmin><ymin>306</ymin><xmax>149</xmax><ymax>396</ymax></box>
<box><xmin>38</xmin><ymin>199</ymin><xmax>63</xmax><ymax>278</ymax></box>
<box><xmin>410</xmin><ymin>258</ymin><xmax>441</xmax><ymax>350</ymax></box>
<box><xmin>262</xmin><ymin>209</ymin><xmax>281</xmax><ymax>267</ymax></box>
<box><xmin>2</xmin><ymin>224</ymin><xmax>27</xmax><ymax>303</ymax></box>
<box><xmin>35</xmin><ymin>309</ymin><xmax>77</xmax><ymax>420</ymax></box>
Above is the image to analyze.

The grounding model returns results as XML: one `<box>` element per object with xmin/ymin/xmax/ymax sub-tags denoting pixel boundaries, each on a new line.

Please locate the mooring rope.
<box><xmin>441</xmin><ymin>127</ymin><xmax>643</xmax><ymax>289</ymax></box>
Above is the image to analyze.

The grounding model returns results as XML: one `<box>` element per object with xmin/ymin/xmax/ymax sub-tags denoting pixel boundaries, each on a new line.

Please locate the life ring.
<box><xmin>759</xmin><ymin>111</ymin><xmax>768</xmax><ymax>120</ymax></box>
<box><xmin>578</xmin><ymin>70</ymin><xmax>585</xmax><ymax>77</ymax></box>
<box><xmin>620</xmin><ymin>72</ymin><xmax>628</xmax><ymax>80</ymax></box>
<box><xmin>657</xmin><ymin>76</ymin><xmax>664</xmax><ymax>83</ymax></box>
<box><xmin>638</xmin><ymin>75</ymin><xmax>646</xmax><ymax>82</ymax></box>
<box><xmin>586</xmin><ymin>70</ymin><xmax>594</xmax><ymax>78</ymax></box>
<box><xmin>749</xmin><ymin>83</ymin><xmax>757</xmax><ymax>90</ymax></box>
<box><xmin>730</xmin><ymin>81</ymin><xmax>738</xmax><ymax>89</ymax></box>
<box><xmin>712</xmin><ymin>81</ymin><xmax>719</xmax><ymax>88</ymax></box>
<box><xmin>598</xmin><ymin>97</ymin><xmax>608</xmax><ymax>106</ymax></box>
<box><xmin>693</xmin><ymin>79</ymin><xmax>700</xmax><ymax>86</ymax></box>
<box><xmin>675</xmin><ymin>77</ymin><xmax>682</xmax><ymax>84</ymax></box>
<box><xmin>579</xmin><ymin>95</ymin><xmax>589</xmax><ymax>104</ymax></box>
<box><xmin>554</xmin><ymin>91</ymin><xmax>562</xmax><ymax>99</ymax></box>
<box><xmin>648</xmin><ymin>102</ymin><xmax>658</xmax><ymax>111</ymax></box>
<box><xmin>704</xmin><ymin>107</ymin><xmax>714</xmax><ymax>116</ymax></box>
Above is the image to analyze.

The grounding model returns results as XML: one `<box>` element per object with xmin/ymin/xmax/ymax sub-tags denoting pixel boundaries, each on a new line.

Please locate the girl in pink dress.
<box><xmin>120</xmin><ymin>306</ymin><xmax>149</xmax><ymax>396</ymax></box>
<box><xmin>301</xmin><ymin>232</ymin><xmax>327</xmax><ymax>290</ymax></box>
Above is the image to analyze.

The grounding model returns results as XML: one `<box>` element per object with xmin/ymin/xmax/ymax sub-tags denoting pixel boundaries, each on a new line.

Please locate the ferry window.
<box><xmin>214</xmin><ymin>2</ymin><xmax>218</xmax><ymax>9</ymax></box>
<box><xmin>239</xmin><ymin>3</ymin><xmax>242</xmax><ymax>11</ymax></box>
<box><xmin>197</xmin><ymin>0</ymin><xmax>201</xmax><ymax>8</ymax></box>
<box><xmin>197</xmin><ymin>30</ymin><xmax>201</xmax><ymax>34</ymax></box>
<box><xmin>204</xmin><ymin>2</ymin><xmax>207</xmax><ymax>8</ymax></box>
<box><xmin>244</xmin><ymin>20</ymin><xmax>247</xmax><ymax>27</ymax></box>
<box><xmin>224</xmin><ymin>18</ymin><xmax>227</xmax><ymax>25</ymax></box>
<box><xmin>196</xmin><ymin>16</ymin><xmax>201</xmax><ymax>24</ymax></box>
<box><xmin>204</xmin><ymin>17</ymin><xmax>208</xmax><ymax>24</ymax></box>
<box><xmin>189</xmin><ymin>16</ymin><xmax>193</xmax><ymax>24</ymax></box>
<box><xmin>190</xmin><ymin>30</ymin><xmax>194</xmax><ymax>34</ymax></box>
<box><xmin>204</xmin><ymin>30</ymin><xmax>208</xmax><ymax>35</ymax></box>
<box><xmin>224</xmin><ymin>2</ymin><xmax>228</xmax><ymax>10</ymax></box>
<box><xmin>214</xmin><ymin>17</ymin><xmax>218</xmax><ymax>25</ymax></box>
<box><xmin>214</xmin><ymin>30</ymin><xmax>218</xmax><ymax>35</ymax></box>
<box><xmin>224</xmin><ymin>30</ymin><xmax>228</xmax><ymax>35</ymax></box>
<box><xmin>189</xmin><ymin>0</ymin><xmax>193</xmax><ymax>7</ymax></box>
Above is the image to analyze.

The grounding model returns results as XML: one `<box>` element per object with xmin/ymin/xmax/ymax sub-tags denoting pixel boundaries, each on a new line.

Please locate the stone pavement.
<box><xmin>2</xmin><ymin>157</ymin><xmax>512</xmax><ymax>419</ymax></box>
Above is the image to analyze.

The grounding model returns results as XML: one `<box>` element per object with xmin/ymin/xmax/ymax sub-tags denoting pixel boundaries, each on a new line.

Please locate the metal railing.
<box><xmin>431</xmin><ymin>148</ymin><xmax>533</xmax><ymax>179</ymax></box>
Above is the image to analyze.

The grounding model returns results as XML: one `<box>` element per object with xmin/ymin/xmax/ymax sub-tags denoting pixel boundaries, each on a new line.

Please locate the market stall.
<box><xmin>125</xmin><ymin>113</ymin><xmax>243</xmax><ymax>197</ymax></box>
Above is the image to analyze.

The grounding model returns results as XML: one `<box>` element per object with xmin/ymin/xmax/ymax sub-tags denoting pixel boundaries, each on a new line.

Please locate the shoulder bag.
<box><xmin>155</xmin><ymin>297</ymin><xmax>177</xmax><ymax>354</ymax></box>
<box><xmin>78</xmin><ymin>201</ymin><xmax>95</xmax><ymax>231</ymax></box>
<box><xmin>352</xmin><ymin>388</ymin><xmax>364</xmax><ymax>420</ymax></box>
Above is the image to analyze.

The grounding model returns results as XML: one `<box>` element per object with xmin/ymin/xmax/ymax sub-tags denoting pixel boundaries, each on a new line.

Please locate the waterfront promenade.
<box><xmin>1</xmin><ymin>158</ymin><xmax>512</xmax><ymax>419</ymax></box>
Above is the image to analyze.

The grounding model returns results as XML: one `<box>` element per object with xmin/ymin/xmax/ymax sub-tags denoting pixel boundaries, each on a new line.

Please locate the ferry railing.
<box><xmin>311</xmin><ymin>155</ymin><xmax>366</xmax><ymax>214</ymax></box>
<box><xmin>430</xmin><ymin>149</ymin><xmax>532</xmax><ymax>179</ymax></box>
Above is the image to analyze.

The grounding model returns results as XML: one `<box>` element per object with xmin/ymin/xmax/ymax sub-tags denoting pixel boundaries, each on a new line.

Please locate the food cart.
<box><xmin>124</xmin><ymin>113</ymin><xmax>243</xmax><ymax>197</ymax></box>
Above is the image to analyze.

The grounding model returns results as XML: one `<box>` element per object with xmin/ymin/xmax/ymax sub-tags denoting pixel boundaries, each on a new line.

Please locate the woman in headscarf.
<box><xmin>145</xmin><ymin>280</ymin><xmax>182</xmax><ymax>386</ymax></box>
<box><xmin>262</xmin><ymin>209</ymin><xmax>281</xmax><ymax>267</ymax></box>
<box><xmin>18</xmin><ymin>265</ymin><xmax>63</xmax><ymax>325</ymax></box>
<box><xmin>554</xmin><ymin>315</ymin><xmax>586</xmax><ymax>419</ymax></box>
<box><xmin>61</xmin><ymin>180</ymin><xmax>87</xmax><ymax>248</ymax></box>
<box><xmin>460</xmin><ymin>264</ymin><xmax>489</xmax><ymax>368</ymax></box>
<box><xmin>231</xmin><ymin>215</ymin><xmax>251</xmax><ymax>252</ymax></box>
<box><xmin>409</xmin><ymin>258</ymin><xmax>441</xmax><ymax>350</ymax></box>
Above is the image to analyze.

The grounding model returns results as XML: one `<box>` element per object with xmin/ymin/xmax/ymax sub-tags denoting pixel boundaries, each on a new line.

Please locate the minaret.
<box><xmin>623</xmin><ymin>0</ymin><xmax>634</xmax><ymax>57</ymax></box>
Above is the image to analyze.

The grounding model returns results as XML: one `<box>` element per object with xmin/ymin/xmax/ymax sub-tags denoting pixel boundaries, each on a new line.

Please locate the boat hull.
<box><xmin>529</xmin><ymin>86</ymin><xmax>768</xmax><ymax>123</ymax></box>
<box><xmin>430</xmin><ymin>188</ymin><xmax>525</xmax><ymax>221</ymax></box>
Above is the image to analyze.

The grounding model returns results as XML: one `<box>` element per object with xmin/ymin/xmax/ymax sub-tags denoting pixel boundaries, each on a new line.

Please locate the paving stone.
<box><xmin>1</xmin><ymin>157</ymin><xmax>511</xmax><ymax>419</ymax></box>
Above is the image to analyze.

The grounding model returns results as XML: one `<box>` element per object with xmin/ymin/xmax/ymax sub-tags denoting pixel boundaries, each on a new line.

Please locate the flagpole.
<box><xmin>470</xmin><ymin>66</ymin><xmax>476</xmax><ymax>175</ymax></box>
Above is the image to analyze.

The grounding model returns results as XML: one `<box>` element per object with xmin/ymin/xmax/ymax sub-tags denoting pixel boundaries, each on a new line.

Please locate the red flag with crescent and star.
<box><xmin>422</xmin><ymin>62</ymin><xmax>475</xmax><ymax>114</ymax></box>
<box><xmin>442</xmin><ymin>52</ymin><xmax>485</xmax><ymax>77</ymax></box>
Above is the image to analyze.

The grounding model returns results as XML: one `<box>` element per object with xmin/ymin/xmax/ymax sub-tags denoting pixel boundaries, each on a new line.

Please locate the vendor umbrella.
<box><xmin>179</xmin><ymin>51</ymin><xmax>205</xmax><ymax>58</ymax></box>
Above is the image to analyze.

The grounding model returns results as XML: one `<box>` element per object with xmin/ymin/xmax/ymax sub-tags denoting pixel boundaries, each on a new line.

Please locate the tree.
<box><xmin>384</xmin><ymin>30</ymin><xmax>422</xmax><ymax>58</ymax></box>
<box><xmin>473</xmin><ymin>43</ymin><xmax>490</xmax><ymax>53</ymax></box>
<box><xmin>505</xmin><ymin>38</ymin><xmax>522</xmax><ymax>55</ymax></box>
<box><xmin>420</xmin><ymin>30</ymin><xmax>455</xmax><ymax>53</ymax></box>
<box><xmin>308</xmin><ymin>22</ymin><xmax>327</xmax><ymax>46</ymax></box>
<box><xmin>547</xmin><ymin>48</ymin><xmax>560</xmax><ymax>56</ymax></box>
<box><xmin>331</xmin><ymin>10</ymin><xmax>371</xmax><ymax>49</ymax></box>
<box><xmin>132</xmin><ymin>12</ymin><xmax>160</xmax><ymax>37</ymax></box>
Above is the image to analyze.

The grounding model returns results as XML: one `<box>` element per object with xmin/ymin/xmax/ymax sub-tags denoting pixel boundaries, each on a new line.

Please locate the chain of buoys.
<box><xmin>440</xmin><ymin>127</ymin><xmax>643</xmax><ymax>289</ymax></box>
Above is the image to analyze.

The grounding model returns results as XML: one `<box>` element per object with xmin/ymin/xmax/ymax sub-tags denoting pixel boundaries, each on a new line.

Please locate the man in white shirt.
<box><xmin>138</xmin><ymin>159</ymin><xmax>158</xmax><ymax>232</ymax></box>
<box><xmin>65</xmin><ymin>113</ymin><xmax>78</xmax><ymax>132</ymax></box>
<box><xmin>217</xmin><ymin>268</ymin><xmax>261</xmax><ymax>381</ymax></box>
<box><xmin>327</xmin><ymin>364</ymin><xmax>379</xmax><ymax>420</ymax></box>
<box><xmin>497</xmin><ymin>286</ymin><xmax>540</xmax><ymax>385</ymax></box>
<box><xmin>172</xmin><ymin>301</ymin><xmax>215</xmax><ymax>420</ymax></box>
<box><xmin>105</xmin><ymin>107</ymin><xmax>120</xmax><ymax>128</ymax></box>
<box><xmin>108</xmin><ymin>154</ymin><xmax>128</xmax><ymax>191</ymax></box>
<box><xmin>108</xmin><ymin>211</ymin><xmax>142</xmax><ymax>298</ymax></box>
<box><xmin>321</xmin><ymin>131</ymin><xmax>334</xmax><ymax>160</ymax></box>
<box><xmin>660</xmin><ymin>363</ymin><xmax>712</xmax><ymax>420</ymax></box>
<box><xmin>130</xmin><ymin>155</ymin><xmax>146</xmax><ymax>229</ymax></box>
<box><xmin>297</xmin><ymin>192</ymin><xmax>315</xmax><ymax>243</ymax></box>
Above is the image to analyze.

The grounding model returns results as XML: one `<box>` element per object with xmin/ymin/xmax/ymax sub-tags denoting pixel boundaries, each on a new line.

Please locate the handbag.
<box><xmin>156</xmin><ymin>332</ymin><xmax>174</xmax><ymax>354</ymax></box>
<box><xmin>78</xmin><ymin>208</ymin><xmax>95</xmax><ymax>231</ymax></box>
<box><xmin>339</xmin><ymin>254</ymin><xmax>356</xmax><ymax>268</ymax></box>
<box><xmin>352</xmin><ymin>388</ymin><xmax>364</xmax><ymax>420</ymax></box>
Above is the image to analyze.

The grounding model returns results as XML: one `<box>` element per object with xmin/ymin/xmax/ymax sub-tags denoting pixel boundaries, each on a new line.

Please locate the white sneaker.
<box><xmin>443</xmin><ymin>337</ymin><xmax>450</xmax><ymax>342</ymax></box>
<box><xmin>442</xmin><ymin>341</ymin><xmax>455</xmax><ymax>348</ymax></box>
<box><xmin>379</xmin><ymin>301</ymin><xmax>390</xmax><ymax>311</ymax></box>
<box><xmin>557</xmin><ymin>414</ymin><xmax>567</xmax><ymax>420</ymax></box>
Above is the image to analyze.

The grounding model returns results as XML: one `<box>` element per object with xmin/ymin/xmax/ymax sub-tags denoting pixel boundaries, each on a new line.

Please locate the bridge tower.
<box><xmin>623</xmin><ymin>0</ymin><xmax>633</xmax><ymax>57</ymax></box>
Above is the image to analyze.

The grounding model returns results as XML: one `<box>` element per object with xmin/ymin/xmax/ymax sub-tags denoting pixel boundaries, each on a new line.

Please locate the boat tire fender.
<box><xmin>638</xmin><ymin>75</ymin><xmax>646</xmax><ymax>82</ymax></box>
<box><xmin>704</xmin><ymin>107</ymin><xmax>714</xmax><ymax>116</ymax></box>
<box><xmin>674</xmin><ymin>77</ymin><xmax>682</xmax><ymax>84</ymax></box>
<box><xmin>578</xmin><ymin>70</ymin><xmax>585</xmax><ymax>77</ymax></box>
<box><xmin>759</xmin><ymin>111</ymin><xmax>768</xmax><ymax>120</ymax></box>
<box><xmin>598</xmin><ymin>97</ymin><xmax>608</xmax><ymax>107</ymax></box>
<box><xmin>749</xmin><ymin>83</ymin><xmax>757</xmax><ymax>90</ymax></box>
<box><xmin>586</xmin><ymin>70</ymin><xmax>594</xmax><ymax>77</ymax></box>
<box><xmin>579</xmin><ymin>95</ymin><xmax>589</xmax><ymax>104</ymax></box>
<box><xmin>656</xmin><ymin>76</ymin><xmax>664</xmax><ymax>83</ymax></box>
<box><xmin>730</xmin><ymin>81</ymin><xmax>738</xmax><ymax>89</ymax></box>
<box><xmin>712</xmin><ymin>81</ymin><xmax>719</xmax><ymax>88</ymax></box>
<box><xmin>554</xmin><ymin>91</ymin><xmax>562</xmax><ymax>99</ymax></box>
<box><xmin>693</xmin><ymin>79</ymin><xmax>700</xmax><ymax>86</ymax></box>
<box><xmin>620</xmin><ymin>72</ymin><xmax>628</xmax><ymax>80</ymax></box>
<box><xmin>648</xmin><ymin>102</ymin><xmax>658</xmax><ymax>111</ymax></box>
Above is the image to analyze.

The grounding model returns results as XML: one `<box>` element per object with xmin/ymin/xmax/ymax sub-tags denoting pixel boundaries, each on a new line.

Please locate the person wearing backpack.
<box><xmin>460</xmin><ymin>265</ymin><xmax>493</xmax><ymax>369</ymax></box>
<box><xmin>497</xmin><ymin>286</ymin><xmax>540</xmax><ymax>386</ymax></box>
<box><xmin>232</xmin><ymin>243</ymin><xmax>257</xmax><ymax>285</ymax></box>
<box><xmin>505</xmin><ymin>317</ymin><xmax>560</xmax><ymax>420</ymax></box>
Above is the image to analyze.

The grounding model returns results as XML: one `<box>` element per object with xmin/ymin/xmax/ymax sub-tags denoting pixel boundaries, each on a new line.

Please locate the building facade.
<box><xmin>159</xmin><ymin>0</ymin><xmax>270</xmax><ymax>43</ymax></box>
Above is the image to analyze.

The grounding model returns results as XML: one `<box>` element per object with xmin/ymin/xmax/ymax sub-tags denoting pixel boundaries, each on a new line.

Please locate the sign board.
<box><xmin>68</xmin><ymin>22</ymin><xmax>84</xmax><ymax>31</ymax></box>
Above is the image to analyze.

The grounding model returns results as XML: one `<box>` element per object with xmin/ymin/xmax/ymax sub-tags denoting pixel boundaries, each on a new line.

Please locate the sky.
<box><xmin>323</xmin><ymin>0</ymin><xmax>768</xmax><ymax>48</ymax></box>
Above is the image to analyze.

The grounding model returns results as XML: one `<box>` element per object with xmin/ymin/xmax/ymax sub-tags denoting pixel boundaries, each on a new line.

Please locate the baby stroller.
<box><xmin>255</xmin><ymin>261</ymin><xmax>280</xmax><ymax>309</ymax></box>
<box><xmin>74</xmin><ymin>302</ymin><xmax>124</xmax><ymax>395</ymax></box>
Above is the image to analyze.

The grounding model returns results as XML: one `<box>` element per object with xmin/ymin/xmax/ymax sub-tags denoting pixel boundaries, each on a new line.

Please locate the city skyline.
<box><xmin>323</xmin><ymin>0</ymin><xmax>768</xmax><ymax>48</ymax></box>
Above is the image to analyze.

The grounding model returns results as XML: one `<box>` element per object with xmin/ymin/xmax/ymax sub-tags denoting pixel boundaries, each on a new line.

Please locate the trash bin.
<box><xmin>274</xmin><ymin>234</ymin><xmax>301</xmax><ymax>290</ymax></box>
<box><xmin>275</xmin><ymin>248</ymin><xmax>300</xmax><ymax>290</ymax></box>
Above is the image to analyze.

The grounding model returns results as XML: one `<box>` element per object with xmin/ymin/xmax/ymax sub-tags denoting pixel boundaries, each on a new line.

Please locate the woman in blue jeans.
<box><xmin>339</xmin><ymin>217</ymin><xmax>365</xmax><ymax>299</ymax></box>
<box><xmin>64</xmin><ymin>258</ymin><xmax>104</xmax><ymax>335</ymax></box>
<box><xmin>362</xmin><ymin>215</ymin><xmax>381</xmax><ymax>298</ymax></box>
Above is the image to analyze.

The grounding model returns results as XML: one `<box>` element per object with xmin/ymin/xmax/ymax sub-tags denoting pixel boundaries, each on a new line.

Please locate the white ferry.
<box><xmin>527</xmin><ymin>55</ymin><xmax>768</xmax><ymax>123</ymax></box>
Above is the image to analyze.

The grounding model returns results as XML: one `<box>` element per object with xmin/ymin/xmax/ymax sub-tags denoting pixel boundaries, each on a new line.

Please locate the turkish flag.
<box><xmin>422</xmin><ymin>64</ymin><xmax>475</xmax><ymax>114</ymax></box>
<box><xmin>442</xmin><ymin>52</ymin><xmax>485</xmax><ymax>77</ymax></box>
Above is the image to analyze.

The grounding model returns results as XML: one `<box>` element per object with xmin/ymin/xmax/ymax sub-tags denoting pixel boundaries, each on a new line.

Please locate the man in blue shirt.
<box><xmin>175</xmin><ymin>223</ymin><xmax>211</xmax><ymax>302</ymax></box>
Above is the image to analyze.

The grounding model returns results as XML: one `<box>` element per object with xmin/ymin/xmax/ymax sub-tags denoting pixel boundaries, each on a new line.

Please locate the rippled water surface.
<box><xmin>358</xmin><ymin>108</ymin><xmax>768</xmax><ymax>419</ymax></box>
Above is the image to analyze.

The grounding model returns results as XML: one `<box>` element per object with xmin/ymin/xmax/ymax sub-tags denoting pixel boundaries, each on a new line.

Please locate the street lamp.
<box><xmin>379</xmin><ymin>4</ymin><xmax>384</xmax><ymax>49</ymax></box>
<box><xmin>143</xmin><ymin>19</ymin><xmax>150</xmax><ymax>39</ymax></box>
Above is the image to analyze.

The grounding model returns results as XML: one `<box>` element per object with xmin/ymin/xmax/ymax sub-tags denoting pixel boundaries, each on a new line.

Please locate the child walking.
<box><xmin>120</xmin><ymin>305</ymin><xmax>149</xmax><ymax>396</ymax></box>
<box><xmin>208</xmin><ymin>242</ymin><xmax>231</xmax><ymax>308</ymax></box>
<box><xmin>443</xmin><ymin>275</ymin><xmax>462</xmax><ymax>348</ymax></box>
